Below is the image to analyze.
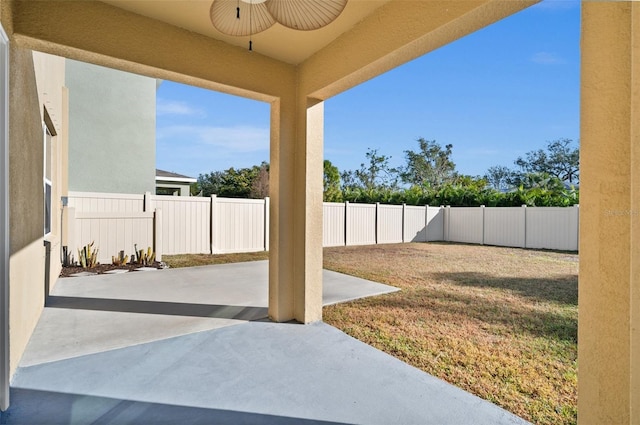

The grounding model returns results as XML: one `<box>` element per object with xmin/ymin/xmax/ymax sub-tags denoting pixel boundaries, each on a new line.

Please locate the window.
<box><xmin>44</xmin><ymin>125</ymin><xmax>52</xmax><ymax>236</ymax></box>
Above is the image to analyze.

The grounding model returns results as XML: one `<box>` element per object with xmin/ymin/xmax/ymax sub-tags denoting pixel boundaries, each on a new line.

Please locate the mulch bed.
<box><xmin>59</xmin><ymin>261</ymin><xmax>167</xmax><ymax>278</ymax></box>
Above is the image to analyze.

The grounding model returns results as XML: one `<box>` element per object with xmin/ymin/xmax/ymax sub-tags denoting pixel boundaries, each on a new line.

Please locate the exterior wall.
<box><xmin>7</xmin><ymin>48</ymin><xmax>66</xmax><ymax>379</ymax></box>
<box><xmin>33</xmin><ymin>51</ymin><xmax>66</xmax><ymax>292</ymax></box>
<box><xmin>66</xmin><ymin>59</ymin><xmax>155</xmax><ymax>194</ymax></box>
<box><xmin>8</xmin><ymin>47</ymin><xmax>44</xmax><ymax>378</ymax></box>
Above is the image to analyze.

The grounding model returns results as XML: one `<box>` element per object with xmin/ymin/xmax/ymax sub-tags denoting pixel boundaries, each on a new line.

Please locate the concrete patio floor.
<box><xmin>2</xmin><ymin>261</ymin><xmax>528</xmax><ymax>424</ymax></box>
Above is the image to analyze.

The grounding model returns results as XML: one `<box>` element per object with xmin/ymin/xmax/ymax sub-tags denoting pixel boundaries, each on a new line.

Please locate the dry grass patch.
<box><xmin>164</xmin><ymin>251</ymin><xmax>268</xmax><ymax>268</ymax></box>
<box><xmin>323</xmin><ymin>242</ymin><xmax>577</xmax><ymax>425</ymax></box>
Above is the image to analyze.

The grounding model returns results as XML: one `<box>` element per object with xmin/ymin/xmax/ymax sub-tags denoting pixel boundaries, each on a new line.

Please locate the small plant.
<box><xmin>133</xmin><ymin>244</ymin><xmax>155</xmax><ymax>266</ymax></box>
<box><xmin>78</xmin><ymin>242</ymin><xmax>98</xmax><ymax>269</ymax></box>
<box><xmin>62</xmin><ymin>246</ymin><xmax>76</xmax><ymax>267</ymax></box>
<box><xmin>111</xmin><ymin>250</ymin><xmax>129</xmax><ymax>266</ymax></box>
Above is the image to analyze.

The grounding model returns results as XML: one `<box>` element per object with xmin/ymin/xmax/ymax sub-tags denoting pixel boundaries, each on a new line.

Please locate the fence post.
<box><xmin>576</xmin><ymin>204</ymin><xmax>580</xmax><ymax>249</ymax></box>
<box><xmin>402</xmin><ymin>203</ymin><xmax>406</xmax><ymax>243</ymax></box>
<box><xmin>210</xmin><ymin>195</ymin><xmax>217</xmax><ymax>254</ymax></box>
<box><xmin>375</xmin><ymin>202</ymin><xmax>380</xmax><ymax>245</ymax></box>
<box><xmin>144</xmin><ymin>191</ymin><xmax>152</xmax><ymax>212</ymax></box>
<box><xmin>264</xmin><ymin>197</ymin><xmax>270</xmax><ymax>252</ymax></box>
<box><xmin>444</xmin><ymin>205</ymin><xmax>451</xmax><ymax>241</ymax></box>
<box><xmin>344</xmin><ymin>201</ymin><xmax>349</xmax><ymax>246</ymax></box>
<box><xmin>481</xmin><ymin>205</ymin><xmax>485</xmax><ymax>245</ymax></box>
<box><xmin>154</xmin><ymin>208</ymin><xmax>163</xmax><ymax>261</ymax></box>
<box><xmin>522</xmin><ymin>205</ymin><xmax>527</xmax><ymax>248</ymax></box>
<box><xmin>572</xmin><ymin>204</ymin><xmax>580</xmax><ymax>251</ymax></box>
<box><xmin>424</xmin><ymin>205</ymin><xmax>429</xmax><ymax>242</ymax></box>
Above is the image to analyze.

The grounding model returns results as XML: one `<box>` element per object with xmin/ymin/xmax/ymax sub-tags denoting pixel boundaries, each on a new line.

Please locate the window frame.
<box><xmin>43</xmin><ymin>124</ymin><xmax>52</xmax><ymax>237</ymax></box>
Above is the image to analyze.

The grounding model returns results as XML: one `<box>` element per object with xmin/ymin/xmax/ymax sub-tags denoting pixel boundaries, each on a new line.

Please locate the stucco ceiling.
<box><xmin>8</xmin><ymin>0</ymin><xmax>537</xmax><ymax>101</ymax></box>
<box><xmin>101</xmin><ymin>0</ymin><xmax>391</xmax><ymax>65</ymax></box>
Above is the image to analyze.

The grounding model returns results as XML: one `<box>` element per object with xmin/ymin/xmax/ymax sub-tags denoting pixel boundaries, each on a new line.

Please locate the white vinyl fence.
<box><xmin>63</xmin><ymin>191</ymin><xmax>579</xmax><ymax>263</ymax></box>
<box><xmin>211</xmin><ymin>196</ymin><xmax>269</xmax><ymax>254</ymax></box>
<box><xmin>65</xmin><ymin>191</ymin><xmax>268</xmax><ymax>261</ymax></box>
<box><xmin>154</xmin><ymin>195</ymin><xmax>211</xmax><ymax>255</ymax></box>
<box><xmin>444</xmin><ymin>205</ymin><xmax>579</xmax><ymax>251</ymax></box>
<box><xmin>323</xmin><ymin>202</ymin><xmax>346</xmax><ymax>247</ymax></box>
<box><xmin>64</xmin><ymin>192</ymin><xmax>157</xmax><ymax>264</ymax></box>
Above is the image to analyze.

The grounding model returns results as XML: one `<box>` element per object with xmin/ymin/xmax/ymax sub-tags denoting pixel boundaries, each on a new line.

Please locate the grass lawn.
<box><xmin>164</xmin><ymin>242</ymin><xmax>578</xmax><ymax>425</ymax></box>
<box><xmin>164</xmin><ymin>251</ymin><xmax>268</xmax><ymax>268</ymax></box>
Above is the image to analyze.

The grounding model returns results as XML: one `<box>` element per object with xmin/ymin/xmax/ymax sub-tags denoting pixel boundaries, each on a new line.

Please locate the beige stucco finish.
<box><xmin>6</xmin><ymin>47</ymin><xmax>66</xmax><ymax>379</ymax></box>
<box><xmin>8</xmin><ymin>48</ymin><xmax>40</xmax><ymax>377</ymax></box>
<box><xmin>579</xmin><ymin>2</ymin><xmax>640</xmax><ymax>423</ymax></box>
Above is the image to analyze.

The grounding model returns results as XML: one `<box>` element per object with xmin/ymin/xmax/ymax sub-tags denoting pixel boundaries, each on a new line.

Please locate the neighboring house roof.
<box><xmin>155</xmin><ymin>169</ymin><xmax>197</xmax><ymax>183</ymax></box>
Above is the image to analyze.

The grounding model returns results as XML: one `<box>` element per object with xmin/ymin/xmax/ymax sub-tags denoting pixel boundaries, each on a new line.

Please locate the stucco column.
<box><xmin>268</xmin><ymin>94</ymin><xmax>324</xmax><ymax>323</ymax></box>
<box><xmin>579</xmin><ymin>3</ymin><xmax>640</xmax><ymax>423</ymax></box>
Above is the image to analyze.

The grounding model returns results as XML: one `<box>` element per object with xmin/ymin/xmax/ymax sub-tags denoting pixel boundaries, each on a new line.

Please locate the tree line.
<box><xmin>193</xmin><ymin>138</ymin><xmax>579</xmax><ymax>207</ymax></box>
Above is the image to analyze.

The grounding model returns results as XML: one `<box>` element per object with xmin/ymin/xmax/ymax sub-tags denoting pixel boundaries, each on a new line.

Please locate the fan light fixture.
<box><xmin>210</xmin><ymin>0</ymin><xmax>348</xmax><ymax>51</ymax></box>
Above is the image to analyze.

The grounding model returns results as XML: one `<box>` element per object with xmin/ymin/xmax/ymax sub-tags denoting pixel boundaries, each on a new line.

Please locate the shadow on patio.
<box><xmin>2</xmin><ymin>262</ymin><xmax>528</xmax><ymax>424</ymax></box>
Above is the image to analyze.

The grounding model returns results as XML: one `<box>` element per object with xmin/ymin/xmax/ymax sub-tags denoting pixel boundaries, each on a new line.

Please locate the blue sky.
<box><xmin>156</xmin><ymin>0</ymin><xmax>580</xmax><ymax>179</ymax></box>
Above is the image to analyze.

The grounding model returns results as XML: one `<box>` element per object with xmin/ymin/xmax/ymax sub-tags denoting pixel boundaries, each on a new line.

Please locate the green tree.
<box><xmin>400</xmin><ymin>138</ymin><xmax>456</xmax><ymax>188</ymax></box>
<box><xmin>250</xmin><ymin>163</ymin><xmax>269</xmax><ymax>198</ymax></box>
<box><xmin>190</xmin><ymin>181</ymin><xmax>202</xmax><ymax>196</ymax></box>
<box><xmin>197</xmin><ymin>161</ymin><xmax>269</xmax><ymax>198</ymax></box>
<box><xmin>432</xmin><ymin>176</ymin><xmax>492</xmax><ymax>207</ymax></box>
<box><xmin>515</xmin><ymin>138</ymin><xmax>579</xmax><ymax>184</ymax></box>
<box><xmin>343</xmin><ymin>148</ymin><xmax>398</xmax><ymax>191</ymax></box>
<box><xmin>485</xmin><ymin>165</ymin><xmax>516</xmax><ymax>191</ymax></box>
<box><xmin>323</xmin><ymin>160</ymin><xmax>343</xmax><ymax>202</ymax></box>
<box><xmin>196</xmin><ymin>170</ymin><xmax>225</xmax><ymax>197</ymax></box>
<box><xmin>219</xmin><ymin>167</ymin><xmax>255</xmax><ymax>197</ymax></box>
